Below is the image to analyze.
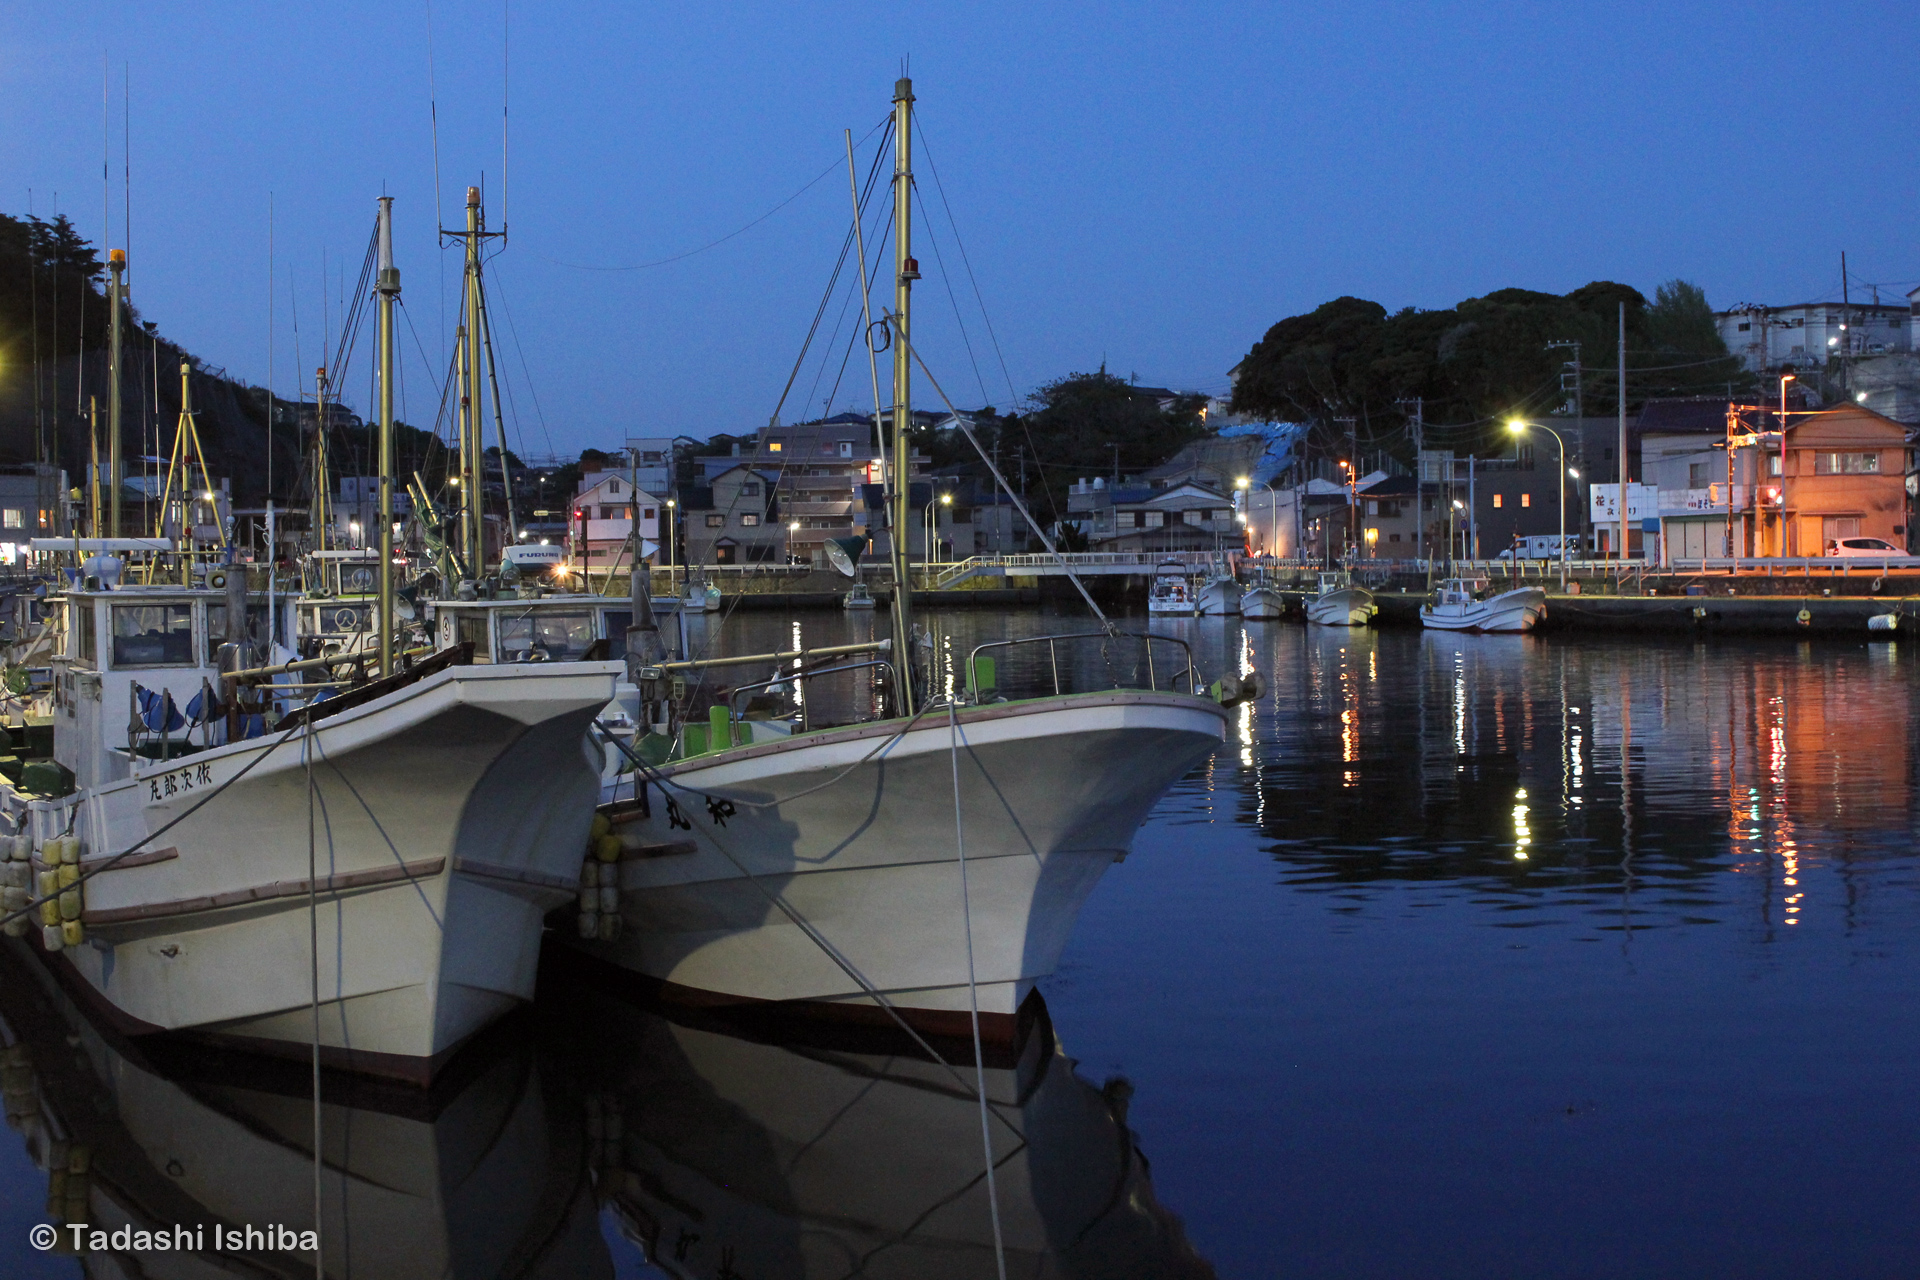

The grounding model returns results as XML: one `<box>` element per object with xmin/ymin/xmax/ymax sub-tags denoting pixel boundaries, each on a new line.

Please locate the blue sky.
<box><xmin>7</xmin><ymin>1</ymin><xmax>1915</xmax><ymax>457</ymax></box>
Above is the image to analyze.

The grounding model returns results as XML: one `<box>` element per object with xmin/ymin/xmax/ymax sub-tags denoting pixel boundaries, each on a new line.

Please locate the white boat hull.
<box><xmin>10</xmin><ymin>661</ymin><xmax>620</xmax><ymax>1080</ymax></box>
<box><xmin>1196</xmin><ymin>578</ymin><xmax>1242</xmax><ymax>616</ymax></box>
<box><xmin>1306</xmin><ymin>586</ymin><xmax>1376</xmax><ymax>627</ymax></box>
<box><xmin>1240</xmin><ymin>586</ymin><xmax>1286</xmax><ymax>619</ymax></box>
<box><xmin>575</xmin><ymin>692</ymin><xmax>1226</xmax><ymax>1038</ymax></box>
<box><xmin>1421</xmin><ymin>587</ymin><xmax>1547</xmax><ymax>633</ymax></box>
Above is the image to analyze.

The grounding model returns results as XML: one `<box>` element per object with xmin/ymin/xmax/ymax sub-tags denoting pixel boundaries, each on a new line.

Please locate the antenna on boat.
<box><xmin>889</xmin><ymin>76</ymin><xmax>918</xmax><ymax>714</ymax></box>
<box><xmin>444</xmin><ymin>185</ymin><xmax>508</xmax><ymax>583</ymax></box>
<box><xmin>375</xmin><ymin>195</ymin><xmax>400</xmax><ymax>676</ymax></box>
<box><xmin>155</xmin><ymin>358</ymin><xmax>227</xmax><ymax>581</ymax></box>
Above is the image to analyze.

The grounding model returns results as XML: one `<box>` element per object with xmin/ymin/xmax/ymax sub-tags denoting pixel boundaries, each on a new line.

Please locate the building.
<box><xmin>1717</xmin><ymin>302</ymin><xmax>1912</xmax><ymax>373</ymax></box>
<box><xmin>1067</xmin><ymin>479</ymin><xmax>1242</xmax><ymax>553</ymax></box>
<box><xmin>684</xmin><ymin>465</ymin><xmax>782</xmax><ymax>565</ymax></box>
<box><xmin>569</xmin><ymin>470</ymin><xmax>661</xmax><ymax>569</ymax></box>
<box><xmin>0</xmin><ymin>464</ymin><xmax>70</xmax><ymax>565</ymax></box>
<box><xmin>1642</xmin><ymin>402</ymin><xmax>1912</xmax><ymax>557</ymax></box>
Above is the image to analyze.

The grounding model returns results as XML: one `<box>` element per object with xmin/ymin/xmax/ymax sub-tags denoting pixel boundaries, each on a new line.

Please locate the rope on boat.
<box><xmin>303</xmin><ymin>716</ymin><xmax>324</xmax><ymax>1279</ymax></box>
<box><xmin>0</xmin><ymin>717</ymin><xmax>310</xmax><ymax>934</ymax></box>
<box><xmin>947</xmin><ymin>699</ymin><xmax>1008</xmax><ymax>1280</ymax></box>
<box><xmin>594</xmin><ymin>718</ymin><xmax>1025</xmax><ymax>1143</ymax></box>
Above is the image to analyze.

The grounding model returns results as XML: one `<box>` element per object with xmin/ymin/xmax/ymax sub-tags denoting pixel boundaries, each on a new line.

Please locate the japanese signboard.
<box><xmin>1589</xmin><ymin>483</ymin><xmax>1658</xmax><ymax>523</ymax></box>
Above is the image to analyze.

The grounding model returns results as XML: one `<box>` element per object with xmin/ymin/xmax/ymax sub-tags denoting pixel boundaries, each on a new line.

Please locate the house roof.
<box><xmin>1359</xmin><ymin>474</ymin><xmax>1419</xmax><ymax>498</ymax></box>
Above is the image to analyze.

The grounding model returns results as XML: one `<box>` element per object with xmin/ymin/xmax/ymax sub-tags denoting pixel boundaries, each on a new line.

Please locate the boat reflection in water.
<box><xmin>546</xmin><ymin>974</ymin><xmax>1216</xmax><ymax>1279</ymax></box>
<box><xmin>0</xmin><ymin>943</ymin><xmax>611</xmax><ymax>1278</ymax></box>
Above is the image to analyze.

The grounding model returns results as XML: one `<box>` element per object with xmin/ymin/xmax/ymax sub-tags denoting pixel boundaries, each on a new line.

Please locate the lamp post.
<box><xmin>665</xmin><ymin>498</ymin><xmax>677</xmax><ymax>589</ymax></box>
<box><xmin>1778</xmin><ymin>373</ymin><xmax>1796</xmax><ymax>556</ymax></box>
<box><xmin>1507</xmin><ymin>418</ymin><xmax>1569</xmax><ymax>590</ymax></box>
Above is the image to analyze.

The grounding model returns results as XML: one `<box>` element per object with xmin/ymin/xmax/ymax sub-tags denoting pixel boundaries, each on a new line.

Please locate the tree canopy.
<box><xmin>1001</xmin><ymin>369</ymin><xmax>1209</xmax><ymax>521</ymax></box>
<box><xmin>1229</xmin><ymin>280</ymin><xmax>1751</xmax><ymax>462</ymax></box>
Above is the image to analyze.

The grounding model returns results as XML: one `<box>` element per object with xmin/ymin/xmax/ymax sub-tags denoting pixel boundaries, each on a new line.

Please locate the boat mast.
<box><xmin>107</xmin><ymin>248</ymin><xmax>125</xmax><ymax>536</ymax></box>
<box><xmin>375</xmin><ymin>196</ymin><xmax>400</xmax><ymax>676</ymax></box>
<box><xmin>460</xmin><ymin>187</ymin><xmax>486</xmax><ymax>575</ymax></box>
<box><xmin>889</xmin><ymin>76</ymin><xmax>918</xmax><ymax>714</ymax></box>
<box><xmin>311</xmin><ymin>365</ymin><xmax>332</xmax><ymax>556</ymax></box>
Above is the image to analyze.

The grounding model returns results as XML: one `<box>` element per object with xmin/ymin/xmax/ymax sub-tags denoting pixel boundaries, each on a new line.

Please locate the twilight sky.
<box><xmin>6</xmin><ymin>1</ymin><xmax>1915</xmax><ymax>458</ymax></box>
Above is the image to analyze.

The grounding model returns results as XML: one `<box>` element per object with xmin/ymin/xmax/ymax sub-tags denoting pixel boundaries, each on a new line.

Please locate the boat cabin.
<box><xmin>50</xmin><ymin>586</ymin><xmax>266</xmax><ymax>790</ymax></box>
<box><xmin>1433</xmin><ymin>578</ymin><xmax>1490</xmax><ymax>606</ymax></box>
<box><xmin>1316</xmin><ymin>571</ymin><xmax>1353</xmax><ymax>594</ymax></box>
<box><xmin>429</xmin><ymin>597</ymin><xmax>640</xmax><ymax>665</ymax></box>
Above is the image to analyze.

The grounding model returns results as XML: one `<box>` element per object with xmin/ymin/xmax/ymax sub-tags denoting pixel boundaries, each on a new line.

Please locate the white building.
<box><xmin>1717</xmin><ymin>301</ymin><xmax>1912</xmax><ymax>373</ymax></box>
<box><xmin>570</xmin><ymin>471</ymin><xmax>660</xmax><ymax>570</ymax></box>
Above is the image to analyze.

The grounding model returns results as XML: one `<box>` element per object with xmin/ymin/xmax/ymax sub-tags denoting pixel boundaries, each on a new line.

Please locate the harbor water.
<box><xmin>4</xmin><ymin>606</ymin><xmax>1918</xmax><ymax>1277</ymax></box>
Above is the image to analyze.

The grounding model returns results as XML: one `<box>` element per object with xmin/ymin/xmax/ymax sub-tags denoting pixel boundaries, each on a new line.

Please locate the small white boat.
<box><xmin>1420</xmin><ymin>577</ymin><xmax>1546</xmax><ymax>633</ymax></box>
<box><xmin>842</xmin><ymin>582</ymin><xmax>877</xmax><ymax>610</ymax></box>
<box><xmin>1196</xmin><ymin>575</ymin><xmax>1242</xmax><ymax>616</ymax></box>
<box><xmin>1147</xmin><ymin>563</ymin><xmax>1195</xmax><ymax>615</ymax></box>
<box><xmin>1305</xmin><ymin>570</ymin><xmax>1377</xmax><ymax>627</ymax></box>
<box><xmin>1240</xmin><ymin>583</ymin><xmax>1286</xmax><ymax>620</ymax></box>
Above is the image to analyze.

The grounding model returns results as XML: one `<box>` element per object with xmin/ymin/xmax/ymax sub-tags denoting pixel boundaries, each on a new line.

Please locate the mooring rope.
<box><xmin>304</xmin><ymin>716</ymin><xmax>323</xmax><ymax>1280</ymax></box>
<box><xmin>947</xmin><ymin>699</ymin><xmax>1008</xmax><ymax>1280</ymax></box>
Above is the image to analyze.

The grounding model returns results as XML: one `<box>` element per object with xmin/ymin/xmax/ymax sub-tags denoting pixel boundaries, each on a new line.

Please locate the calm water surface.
<box><xmin>4</xmin><ymin>607</ymin><xmax>1917</xmax><ymax>1277</ymax></box>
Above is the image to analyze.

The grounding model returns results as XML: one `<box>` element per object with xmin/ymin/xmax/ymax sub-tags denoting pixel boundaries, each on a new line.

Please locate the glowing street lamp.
<box><xmin>1507</xmin><ymin>417</ymin><xmax>1568</xmax><ymax>589</ymax></box>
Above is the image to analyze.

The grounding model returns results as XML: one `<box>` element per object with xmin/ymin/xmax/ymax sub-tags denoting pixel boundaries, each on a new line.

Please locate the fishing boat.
<box><xmin>1196</xmin><ymin>572</ymin><xmax>1242</xmax><ymax>616</ymax></box>
<box><xmin>1147</xmin><ymin>562</ymin><xmax>1195</xmax><ymax>615</ymax></box>
<box><xmin>1305</xmin><ymin>569</ymin><xmax>1377</xmax><ymax>626</ymax></box>
<box><xmin>1240</xmin><ymin>566</ymin><xmax>1285</xmax><ymax>620</ymax></box>
<box><xmin>558</xmin><ymin>79</ymin><xmax>1237</xmax><ymax>1042</ymax></box>
<box><xmin>0</xmin><ymin>942</ymin><xmax>611</xmax><ymax>1277</ymax></box>
<box><xmin>553</xmin><ymin>981</ymin><xmax>1215</xmax><ymax>1278</ymax></box>
<box><xmin>1420</xmin><ymin>576</ymin><xmax>1546</xmax><ymax>633</ymax></box>
<box><xmin>841</xmin><ymin>581</ymin><xmax>877</xmax><ymax>610</ymax></box>
<box><xmin>1</xmin><ymin>199</ymin><xmax>619</xmax><ymax>1082</ymax></box>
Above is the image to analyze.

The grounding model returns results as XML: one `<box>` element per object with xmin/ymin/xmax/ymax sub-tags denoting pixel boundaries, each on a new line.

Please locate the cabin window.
<box><xmin>74</xmin><ymin>603</ymin><xmax>96</xmax><ymax>665</ymax></box>
<box><xmin>457</xmin><ymin>613</ymin><xmax>492</xmax><ymax>663</ymax></box>
<box><xmin>601</xmin><ymin>610</ymin><xmax>631</xmax><ymax>660</ymax></box>
<box><xmin>1813</xmin><ymin>452</ymin><xmax>1880</xmax><ymax>475</ymax></box>
<box><xmin>497</xmin><ymin>610</ymin><xmax>597</xmax><ymax>662</ymax></box>
<box><xmin>206</xmin><ymin>603</ymin><xmax>270</xmax><ymax>664</ymax></box>
<box><xmin>111</xmin><ymin>604</ymin><xmax>194</xmax><ymax>668</ymax></box>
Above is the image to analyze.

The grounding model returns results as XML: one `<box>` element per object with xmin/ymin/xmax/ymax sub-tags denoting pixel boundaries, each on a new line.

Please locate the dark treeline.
<box><xmin>1228</xmin><ymin>280</ymin><xmax>1754</xmax><ymax>466</ymax></box>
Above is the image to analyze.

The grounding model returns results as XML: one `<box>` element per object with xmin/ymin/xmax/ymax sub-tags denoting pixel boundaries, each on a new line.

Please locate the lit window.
<box><xmin>1521</xmin><ymin>493</ymin><xmax>1531</xmax><ymax>507</ymax></box>
<box><xmin>1492</xmin><ymin>494</ymin><xmax>1503</xmax><ymax>508</ymax></box>
<box><xmin>768</xmin><ymin>441</ymin><xmax>783</xmax><ymax>452</ymax></box>
<box><xmin>740</xmin><ymin>513</ymin><xmax>761</xmax><ymax>527</ymax></box>
<box><xmin>705</xmin><ymin>513</ymin><xmax>726</xmax><ymax>528</ymax></box>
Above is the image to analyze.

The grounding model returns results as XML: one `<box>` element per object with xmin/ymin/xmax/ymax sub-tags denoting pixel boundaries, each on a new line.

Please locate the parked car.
<box><xmin>1828</xmin><ymin>537</ymin><xmax>1909</xmax><ymax>558</ymax></box>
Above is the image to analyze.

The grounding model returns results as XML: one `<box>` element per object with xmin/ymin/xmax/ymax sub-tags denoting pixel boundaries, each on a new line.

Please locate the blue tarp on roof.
<box><xmin>1216</xmin><ymin>422</ymin><xmax>1310</xmax><ymax>486</ymax></box>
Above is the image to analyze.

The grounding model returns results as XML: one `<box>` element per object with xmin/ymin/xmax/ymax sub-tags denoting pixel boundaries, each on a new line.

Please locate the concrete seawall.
<box><xmin>1272</xmin><ymin>590</ymin><xmax>1909</xmax><ymax>637</ymax></box>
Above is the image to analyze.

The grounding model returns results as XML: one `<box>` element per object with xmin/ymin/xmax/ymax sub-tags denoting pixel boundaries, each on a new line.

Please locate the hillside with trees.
<box><xmin>1228</xmin><ymin>280</ymin><xmax>1751</xmax><ymax>465</ymax></box>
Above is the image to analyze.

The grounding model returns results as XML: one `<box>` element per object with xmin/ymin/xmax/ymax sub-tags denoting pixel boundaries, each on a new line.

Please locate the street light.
<box><xmin>1507</xmin><ymin>417</ymin><xmax>1568</xmax><ymax>590</ymax></box>
<box><xmin>664</xmin><ymin>498</ymin><xmax>677</xmax><ymax>587</ymax></box>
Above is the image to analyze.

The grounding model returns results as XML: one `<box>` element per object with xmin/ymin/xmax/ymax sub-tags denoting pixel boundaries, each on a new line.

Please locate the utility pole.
<box><xmin>1840</xmin><ymin>250</ymin><xmax>1852</xmax><ymax>398</ymax></box>
<box><xmin>1617</xmin><ymin>302</ymin><xmax>1628</xmax><ymax>569</ymax></box>
<box><xmin>1397</xmin><ymin>396</ymin><xmax>1426</xmax><ymax>583</ymax></box>
<box><xmin>1547</xmin><ymin>340</ymin><xmax>1583</xmax><ymax>558</ymax></box>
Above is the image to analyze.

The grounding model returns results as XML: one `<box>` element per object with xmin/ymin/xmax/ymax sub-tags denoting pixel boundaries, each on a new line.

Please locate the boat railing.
<box><xmin>727</xmin><ymin>657</ymin><xmax>899</xmax><ymax>735</ymax></box>
<box><xmin>965</xmin><ymin>631</ymin><xmax>1199</xmax><ymax>703</ymax></box>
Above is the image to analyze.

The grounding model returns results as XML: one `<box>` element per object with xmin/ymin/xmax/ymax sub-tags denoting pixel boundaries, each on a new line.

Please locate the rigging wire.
<box><xmin>480</xmin><ymin>263</ymin><xmax>557</xmax><ymax>460</ymax></box>
<box><xmin>532</xmin><ymin>120</ymin><xmax>886</xmax><ymax>273</ymax></box>
<box><xmin>913</xmin><ymin>116</ymin><xmax>1020</xmax><ymax>409</ymax></box>
<box><xmin>912</xmin><ymin>183</ymin><xmax>989</xmax><ymax>408</ymax></box>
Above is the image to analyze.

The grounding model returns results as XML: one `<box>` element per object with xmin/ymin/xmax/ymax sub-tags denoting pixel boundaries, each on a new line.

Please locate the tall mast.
<box><xmin>375</xmin><ymin>196</ymin><xmax>400</xmax><ymax>676</ymax></box>
<box><xmin>461</xmin><ymin>186</ymin><xmax>485</xmax><ymax>574</ymax></box>
<box><xmin>107</xmin><ymin>248</ymin><xmax>125</xmax><ymax>536</ymax></box>
<box><xmin>312</xmin><ymin>366</ymin><xmax>332</xmax><ymax>554</ymax></box>
<box><xmin>890</xmin><ymin>76</ymin><xmax>918</xmax><ymax>714</ymax></box>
